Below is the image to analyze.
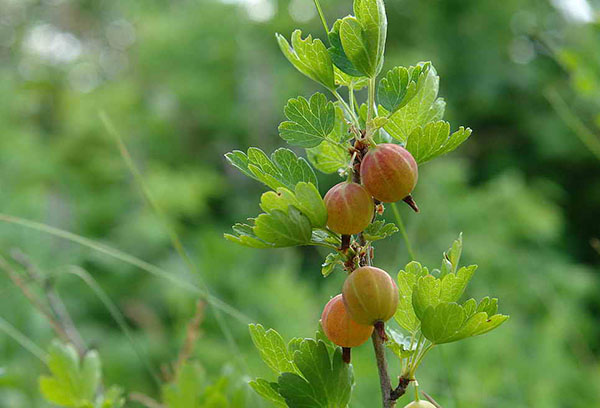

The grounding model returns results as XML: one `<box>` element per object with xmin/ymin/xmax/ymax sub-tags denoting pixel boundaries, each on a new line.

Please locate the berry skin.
<box><xmin>403</xmin><ymin>401</ymin><xmax>436</xmax><ymax>408</ymax></box>
<box><xmin>342</xmin><ymin>266</ymin><xmax>399</xmax><ymax>325</ymax></box>
<box><xmin>360</xmin><ymin>143</ymin><xmax>418</xmax><ymax>203</ymax></box>
<box><xmin>321</xmin><ymin>294</ymin><xmax>374</xmax><ymax>348</ymax></box>
<box><xmin>324</xmin><ymin>182</ymin><xmax>374</xmax><ymax>235</ymax></box>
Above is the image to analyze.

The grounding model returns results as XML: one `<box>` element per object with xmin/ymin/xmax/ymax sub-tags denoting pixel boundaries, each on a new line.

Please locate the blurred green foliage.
<box><xmin>0</xmin><ymin>0</ymin><xmax>598</xmax><ymax>407</ymax></box>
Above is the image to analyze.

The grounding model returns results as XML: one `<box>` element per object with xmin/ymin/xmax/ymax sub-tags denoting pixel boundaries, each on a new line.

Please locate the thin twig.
<box><xmin>422</xmin><ymin>391</ymin><xmax>443</xmax><ymax>408</ymax></box>
<box><xmin>372</xmin><ymin>327</ymin><xmax>393</xmax><ymax>408</ymax></box>
<box><xmin>10</xmin><ymin>249</ymin><xmax>87</xmax><ymax>356</ymax></box>
<box><xmin>173</xmin><ymin>300</ymin><xmax>205</xmax><ymax>378</ymax></box>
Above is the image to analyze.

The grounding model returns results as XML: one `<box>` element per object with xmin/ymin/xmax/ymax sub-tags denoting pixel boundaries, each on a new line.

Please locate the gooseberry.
<box><xmin>404</xmin><ymin>401</ymin><xmax>436</xmax><ymax>408</ymax></box>
<box><xmin>360</xmin><ymin>143</ymin><xmax>418</xmax><ymax>203</ymax></box>
<box><xmin>324</xmin><ymin>182</ymin><xmax>374</xmax><ymax>235</ymax></box>
<box><xmin>321</xmin><ymin>294</ymin><xmax>374</xmax><ymax>348</ymax></box>
<box><xmin>342</xmin><ymin>266</ymin><xmax>398</xmax><ymax>325</ymax></box>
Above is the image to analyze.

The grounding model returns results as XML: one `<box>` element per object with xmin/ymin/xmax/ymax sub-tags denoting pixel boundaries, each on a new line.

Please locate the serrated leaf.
<box><xmin>412</xmin><ymin>274</ymin><xmax>442</xmax><ymax>320</ymax></box>
<box><xmin>394</xmin><ymin>261</ymin><xmax>428</xmax><ymax>333</ymax></box>
<box><xmin>279</xmin><ymin>93</ymin><xmax>335</xmax><ymax>148</ymax></box>
<box><xmin>100</xmin><ymin>385</ymin><xmax>125</xmax><ymax>408</ymax></box>
<box><xmin>405</xmin><ymin>121</ymin><xmax>473</xmax><ymax>164</ymax></box>
<box><xmin>362</xmin><ymin>220</ymin><xmax>399</xmax><ymax>241</ymax></box>
<box><xmin>260</xmin><ymin>182</ymin><xmax>327</xmax><ymax>228</ymax></box>
<box><xmin>421</xmin><ymin>302</ymin><xmax>467</xmax><ymax>344</ymax></box>
<box><xmin>462</xmin><ymin>298</ymin><xmax>478</xmax><ymax>318</ymax></box>
<box><xmin>328</xmin><ymin>20</ymin><xmax>364</xmax><ymax>77</ymax></box>
<box><xmin>224</xmin><ymin>223</ymin><xmax>273</xmax><ymax>249</ymax></box>
<box><xmin>225</xmin><ymin>147</ymin><xmax>318</xmax><ymax>190</ymax></box>
<box><xmin>439</xmin><ymin>265</ymin><xmax>477</xmax><ymax>303</ymax></box>
<box><xmin>339</xmin><ymin>16</ymin><xmax>373</xmax><ymax>78</ymax></box>
<box><xmin>476</xmin><ymin>297</ymin><xmax>499</xmax><ymax>316</ymax></box>
<box><xmin>306</xmin><ymin>140</ymin><xmax>349</xmax><ymax>174</ymax></box>
<box><xmin>311</xmin><ymin>228</ymin><xmax>342</xmax><ymax>248</ymax></box>
<box><xmin>277</xmin><ymin>340</ymin><xmax>353</xmax><ymax>408</ymax></box>
<box><xmin>249</xmin><ymin>325</ymin><xmax>298</xmax><ymax>375</ymax></box>
<box><xmin>334</xmin><ymin>67</ymin><xmax>369</xmax><ymax>89</ymax></box>
<box><xmin>38</xmin><ymin>341</ymin><xmax>100</xmax><ymax>408</ymax></box>
<box><xmin>321</xmin><ymin>252</ymin><xmax>345</xmax><ymax>277</ymax></box>
<box><xmin>382</xmin><ymin>63</ymin><xmax>442</xmax><ymax>142</ymax></box>
<box><xmin>377</xmin><ymin>64</ymin><xmax>429</xmax><ymax>113</ymax></box>
<box><xmin>254</xmin><ymin>207</ymin><xmax>312</xmax><ymax>247</ymax></box>
<box><xmin>276</xmin><ymin>30</ymin><xmax>335</xmax><ymax>90</ymax></box>
<box><xmin>441</xmin><ymin>233</ymin><xmax>463</xmax><ymax>276</ymax></box>
<box><xmin>249</xmin><ymin>379</ymin><xmax>287</xmax><ymax>408</ymax></box>
<box><xmin>354</xmin><ymin>0</ymin><xmax>387</xmax><ymax>77</ymax></box>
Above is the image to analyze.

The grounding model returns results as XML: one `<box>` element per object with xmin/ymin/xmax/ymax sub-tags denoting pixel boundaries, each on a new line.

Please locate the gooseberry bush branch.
<box><xmin>225</xmin><ymin>0</ymin><xmax>509</xmax><ymax>407</ymax></box>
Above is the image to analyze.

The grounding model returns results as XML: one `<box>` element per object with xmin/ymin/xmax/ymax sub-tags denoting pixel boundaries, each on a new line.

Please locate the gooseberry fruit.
<box><xmin>360</xmin><ymin>143</ymin><xmax>418</xmax><ymax>203</ymax></box>
<box><xmin>324</xmin><ymin>182</ymin><xmax>374</xmax><ymax>235</ymax></box>
<box><xmin>403</xmin><ymin>401</ymin><xmax>436</xmax><ymax>408</ymax></box>
<box><xmin>321</xmin><ymin>294</ymin><xmax>374</xmax><ymax>348</ymax></box>
<box><xmin>342</xmin><ymin>266</ymin><xmax>399</xmax><ymax>325</ymax></box>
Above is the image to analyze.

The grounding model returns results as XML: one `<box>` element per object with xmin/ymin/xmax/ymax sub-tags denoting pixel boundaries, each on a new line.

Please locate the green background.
<box><xmin>1</xmin><ymin>0</ymin><xmax>599</xmax><ymax>406</ymax></box>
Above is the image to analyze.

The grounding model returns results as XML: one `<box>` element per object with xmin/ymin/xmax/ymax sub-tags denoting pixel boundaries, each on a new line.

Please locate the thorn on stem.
<box><xmin>342</xmin><ymin>347</ymin><xmax>351</xmax><ymax>364</ymax></box>
<box><xmin>402</xmin><ymin>195</ymin><xmax>419</xmax><ymax>213</ymax></box>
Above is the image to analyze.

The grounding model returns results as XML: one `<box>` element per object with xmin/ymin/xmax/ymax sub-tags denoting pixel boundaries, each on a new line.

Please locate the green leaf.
<box><xmin>321</xmin><ymin>252</ymin><xmax>345</xmax><ymax>277</ymax></box>
<box><xmin>394</xmin><ymin>261</ymin><xmax>428</xmax><ymax>333</ymax></box>
<box><xmin>249</xmin><ymin>324</ymin><xmax>299</xmax><ymax>375</ymax></box>
<box><xmin>328</xmin><ymin>20</ymin><xmax>364</xmax><ymax>77</ymax></box>
<box><xmin>362</xmin><ymin>220</ymin><xmax>399</xmax><ymax>241</ymax></box>
<box><xmin>225</xmin><ymin>147</ymin><xmax>318</xmax><ymax>190</ymax></box>
<box><xmin>279</xmin><ymin>93</ymin><xmax>336</xmax><ymax>148</ymax></box>
<box><xmin>334</xmin><ymin>67</ymin><xmax>369</xmax><ymax>89</ymax></box>
<box><xmin>421</xmin><ymin>301</ymin><xmax>509</xmax><ymax>344</ymax></box>
<box><xmin>339</xmin><ymin>0</ymin><xmax>387</xmax><ymax>77</ymax></box>
<box><xmin>377</xmin><ymin>64</ymin><xmax>430</xmax><ymax>113</ymax></box>
<box><xmin>405</xmin><ymin>121</ymin><xmax>473</xmax><ymax>164</ymax></box>
<box><xmin>254</xmin><ymin>207</ymin><xmax>312</xmax><ymax>247</ymax></box>
<box><xmin>306</xmin><ymin>140</ymin><xmax>349</xmax><ymax>174</ymax></box>
<box><xmin>412</xmin><ymin>274</ymin><xmax>442</xmax><ymax>320</ymax></box>
<box><xmin>39</xmin><ymin>341</ymin><xmax>100</xmax><ymax>408</ymax></box>
<box><xmin>249</xmin><ymin>379</ymin><xmax>287</xmax><ymax>408</ymax></box>
<box><xmin>100</xmin><ymin>385</ymin><xmax>125</xmax><ymax>408</ymax></box>
<box><xmin>382</xmin><ymin>63</ymin><xmax>444</xmax><ymax>142</ymax></box>
<box><xmin>260</xmin><ymin>182</ymin><xmax>327</xmax><ymax>228</ymax></box>
<box><xmin>276</xmin><ymin>30</ymin><xmax>335</xmax><ymax>90</ymax></box>
<box><xmin>439</xmin><ymin>265</ymin><xmax>477</xmax><ymax>303</ymax></box>
<box><xmin>224</xmin><ymin>223</ymin><xmax>273</xmax><ymax>249</ymax></box>
<box><xmin>277</xmin><ymin>340</ymin><xmax>353</xmax><ymax>408</ymax></box>
<box><xmin>421</xmin><ymin>302</ymin><xmax>467</xmax><ymax>344</ymax></box>
<box><xmin>386</xmin><ymin>328</ymin><xmax>416</xmax><ymax>360</ymax></box>
<box><xmin>311</xmin><ymin>228</ymin><xmax>342</xmax><ymax>248</ymax></box>
<box><xmin>441</xmin><ymin>233</ymin><xmax>463</xmax><ymax>276</ymax></box>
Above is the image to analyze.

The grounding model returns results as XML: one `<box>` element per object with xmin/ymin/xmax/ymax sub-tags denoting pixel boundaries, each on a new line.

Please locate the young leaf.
<box><xmin>386</xmin><ymin>328</ymin><xmax>416</xmax><ymax>359</ymax></box>
<box><xmin>249</xmin><ymin>324</ymin><xmax>298</xmax><ymax>375</ymax></box>
<box><xmin>249</xmin><ymin>379</ymin><xmax>287</xmax><ymax>408</ymax></box>
<box><xmin>439</xmin><ymin>265</ymin><xmax>476</xmax><ymax>303</ymax></box>
<box><xmin>279</xmin><ymin>93</ymin><xmax>336</xmax><ymax>148</ymax></box>
<box><xmin>420</xmin><ymin>302</ymin><xmax>467</xmax><ymax>344</ymax></box>
<box><xmin>394</xmin><ymin>261</ymin><xmax>428</xmax><ymax>333</ymax></box>
<box><xmin>362</xmin><ymin>220</ymin><xmax>399</xmax><ymax>241</ymax></box>
<box><xmin>225</xmin><ymin>147</ymin><xmax>318</xmax><ymax>190</ymax></box>
<box><xmin>100</xmin><ymin>385</ymin><xmax>125</xmax><ymax>408</ymax></box>
<box><xmin>277</xmin><ymin>340</ymin><xmax>353</xmax><ymax>408</ymax></box>
<box><xmin>260</xmin><ymin>182</ymin><xmax>327</xmax><ymax>228</ymax></box>
<box><xmin>339</xmin><ymin>0</ymin><xmax>387</xmax><ymax>77</ymax></box>
<box><xmin>412</xmin><ymin>274</ymin><xmax>442</xmax><ymax>320</ymax></box>
<box><xmin>441</xmin><ymin>233</ymin><xmax>463</xmax><ymax>276</ymax></box>
<box><xmin>276</xmin><ymin>30</ymin><xmax>335</xmax><ymax>90</ymax></box>
<box><xmin>39</xmin><ymin>341</ymin><xmax>100</xmax><ymax>408</ymax></box>
<box><xmin>405</xmin><ymin>120</ymin><xmax>473</xmax><ymax>164</ymax></box>
<box><xmin>334</xmin><ymin>67</ymin><xmax>369</xmax><ymax>89</ymax></box>
<box><xmin>382</xmin><ymin>63</ymin><xmax>444</xmax><ymax>142</ymax></box>
<box><xmin>224</xmin><ymin>223</ymin><xmax>273</xmax><ymax>249</ymax></box>
<box><xmin>377</xmin><ymin>64</ymin><xmax>429</xmax><ymax>114</ymax></box>
<box><xmin>328</xmin><ymin>19</ymin><xmax>364</xmax><ymax>77</ymax></box>
<box><xmin>321</xmin><ymin>252</ymin><xmax>345</xmax><ymax>277</ymax></box>
<box><xmin>254</xmin><ymin>207</ymin><xmax>312</xmax><ymax>247</ymax></box>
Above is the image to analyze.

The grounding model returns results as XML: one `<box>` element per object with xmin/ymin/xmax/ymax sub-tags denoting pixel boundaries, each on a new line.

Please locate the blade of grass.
<box><xmin>0</xmin><ymin>315</ymin><xmax>48</xmax><ymax>363</ymax></box>
<box><xmin>65</xmin><ymin>266</ymin><xmax>161</xmax><ymax>386</ymax></box>
<box><xmin>100</xmin><ymin>112</ymin><xmax>246</xmax><ymax>372</ymax></box>
<box><xmin>391</xmin><ymin>202</ymin><xmax>416</xmax><ymax>261</ymax></box>
<box><xmin>0</xmin><ymin>213</ymin><xmax>253</xmax><ymax>325</ymax></box>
